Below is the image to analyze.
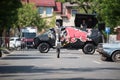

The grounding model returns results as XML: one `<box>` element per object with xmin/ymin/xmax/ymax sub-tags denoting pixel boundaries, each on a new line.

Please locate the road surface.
<box><xmin>0</xmin><ymin>49</ymin><xmax>120</xmax><ymax>80</ymax></box>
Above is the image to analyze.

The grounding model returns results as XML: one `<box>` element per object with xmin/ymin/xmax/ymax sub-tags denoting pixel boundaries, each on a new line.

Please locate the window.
<box><xmin>46</xmin><ymin>7</ymin><xmax>52</xmax><ymax>15</ymax></box>
<box><xmin>38</xmin><ymin>7</ymin><xmax>43</xmax><ymax>14</ymax></box>
<box><xmin>16</xmin><ymin>38</ymin><xmax>21</xmax><ymax>41</ymax></box>
<box><xmin>22</xmin><ymin>33</ymin><xmax>36</xmax><ymax>38</ymax></box>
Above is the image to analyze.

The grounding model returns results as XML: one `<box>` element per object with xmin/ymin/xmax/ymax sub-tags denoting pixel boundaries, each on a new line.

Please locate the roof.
<box><xmin>29</xmin><ymin>0</ymin><xmax>55</xmax><ymax>7</ymax></box>
<box><xmin>54</xmin><ymin>2</ymin><xmax>62</xmax><ymax>13</ymax></box>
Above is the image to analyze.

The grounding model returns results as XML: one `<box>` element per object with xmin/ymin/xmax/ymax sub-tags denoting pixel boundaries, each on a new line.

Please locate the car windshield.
<box><xmin>22</xmin><ymin>33</ymin><xmax>36</xmax><ymax>38</ymax></box>
<box><xmin>10</xmin><ymin>38</ymin><xmax>21</xmax><ymax>41</ymax></box>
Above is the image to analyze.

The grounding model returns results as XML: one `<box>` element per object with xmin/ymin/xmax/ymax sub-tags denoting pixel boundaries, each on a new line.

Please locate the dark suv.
<box><xmin>33</xmin><ymin>14</ymin><xmax>103</xmax><ymax>54</ymax></box>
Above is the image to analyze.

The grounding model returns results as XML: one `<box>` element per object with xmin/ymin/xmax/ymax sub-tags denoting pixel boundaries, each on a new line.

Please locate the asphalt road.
<box><xmin>0</xmin><ymin>49</ymin><xmax>120</xmax><ymax>80</ymax></box>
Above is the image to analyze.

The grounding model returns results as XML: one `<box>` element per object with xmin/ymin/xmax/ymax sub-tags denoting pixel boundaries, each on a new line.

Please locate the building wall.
<box><xmin>62</xmin><ymin>16</ymin><xmax>75</xmax><ymax>26</ymax></box>
<box><xmin>56</xmin><ymin>14</ymin><xmax>62</xmax><ymax>19</ymax></box>
<box><xmin>117</xmin><ymin>33</ymin><xmax>120</xmax><ymax>40</ymax></box>
<box><xmin>116</xmin><ymin>28</ymin><xmax>120</xmax><ymax>40</ymax></box>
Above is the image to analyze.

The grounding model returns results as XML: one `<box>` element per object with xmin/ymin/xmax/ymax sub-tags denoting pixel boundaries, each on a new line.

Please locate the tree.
<box><xmin>70</xmin><ymin>0</ymin><xmax>120</xmax><ymax>33</ymax></box>
<box><xmin>69</xmin><ymin>0</ymin><xmax>92</xmax><ymax>14</ymax></box>
<box><xmin>0</xmin><ymin>0</ymin><xmax>22</xmax><ymax>33</ymax></box>
<box><xmin>87</xmin><ymin>0</ymin><xmax>120</xmax><ymax>33</ymax></box>
<box><xmin>15</xmin><ymin>3</ymin><xmax>47</xmax><ymax>32</ymax></box>
<box><xmin>0</xmin><ymin>0</ymin><xmax>22</xmax><ymax>35</ymax></box>
<box><xmin>100</xmin><ymin>0</ymin><xmax>120</xmax><ymax>31</ymax></box>
<box><xmin>0</xmin><ymin>0</ymin><xmax>22</xmax><ymax>56</ymax></box>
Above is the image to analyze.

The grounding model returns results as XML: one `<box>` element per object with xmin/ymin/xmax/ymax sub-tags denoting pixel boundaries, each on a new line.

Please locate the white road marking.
<box><xmin>93</xmin><ymin>60</ymin><xmax>102</xmax><ymax>64</ymax></box>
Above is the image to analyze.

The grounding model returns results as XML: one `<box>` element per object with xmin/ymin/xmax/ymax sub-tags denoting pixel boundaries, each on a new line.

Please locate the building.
<box><xmin>22</xmin><ymin>0</ymin><xmax>61</xmax><ymax>18</ymax></box>
<box><xmin>61</xmin><ymin>2</ymin><xmax>78</xmax><ymax>26</ymax></box>
<box><xmin>115</xmin><ymin>26</ymin><xmax>120</xmax><ymax>41</ymax></box>
<box><xmin>21</xmin><ymin>0</ymin><xmax>79</xmax><ymax>27</ymax></box>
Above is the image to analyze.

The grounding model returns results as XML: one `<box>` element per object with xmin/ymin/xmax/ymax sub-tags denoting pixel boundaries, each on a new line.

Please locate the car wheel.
<box><xmin>112</xmin><ymin>51</ymin><xmax>120</xmax><ymax>62</ymax></box>
<box><xmin>82</xmin><ymin>43</ymin><xmax>95</xmax><ymax>54</ymax></box>
<box><xmin>39</xmin><ymin>43</ymin><xmax>50</xmax><ymax>53</ymax></box>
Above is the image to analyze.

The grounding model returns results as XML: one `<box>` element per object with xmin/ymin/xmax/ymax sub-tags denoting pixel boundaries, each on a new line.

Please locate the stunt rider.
<box><xmin>55</xmin><ymin>22</ymin><xmax>61</xmax><ymax>58</ymax></box>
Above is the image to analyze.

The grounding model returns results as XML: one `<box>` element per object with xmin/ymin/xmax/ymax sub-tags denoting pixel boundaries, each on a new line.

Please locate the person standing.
<box><xmin>55</xmin><ymin>22</ymin><xmax>61</xmax><ymax>58</ymax></box>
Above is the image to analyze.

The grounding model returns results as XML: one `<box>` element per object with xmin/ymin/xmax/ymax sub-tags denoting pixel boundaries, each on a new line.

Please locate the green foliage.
<box><xmin>0</xmin><ymin>0</ymin><xmax>22</xmax><ymax>32</ymax></box>
<box><xmin>72</xmin><ymin>0</ymin><xmax>120</xmax><ymax>33</ymax></box>
<box><xmin>16</xmin><ymin>3</ymin><xmax>36</xmax><ymax>27</ymax></box>
<box><xmin>100</xmin><ymin>0</ymin><xmax>120</xmax><ymax>27</ymax></box>
<box><xmin>56</xmin><ymin>0</ymin><xmax>66</xmax><ymax>3</ymax></box>
<box><xmin>48</xmin><ymin>15</ymin><xmax>56</xmax><ymax>28</ymax></box>
<box><xmin>15</xmin><ymin>3</ymin><xmax>47</xmax><ymax>31</ymax></box>
<box><xmin>33</xmin><ymin>14</ymin><xmax>47</xmax><ymax>31</ymax></box>
<box><xmin>90</xmin><ymin>0</ymin><xmax>120</xmax><ymax>33</ymax></box>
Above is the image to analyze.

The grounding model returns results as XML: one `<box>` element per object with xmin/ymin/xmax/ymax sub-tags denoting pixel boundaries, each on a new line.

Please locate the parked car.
<box><xmin>9</xmin><ymin>37</ymin><xmax>21</xmax><ymax>50</ymax></box>
<box><xmin>97</xmin><ymin>42</ymin><xmax>120</xmax><ymax>62</ymax></box>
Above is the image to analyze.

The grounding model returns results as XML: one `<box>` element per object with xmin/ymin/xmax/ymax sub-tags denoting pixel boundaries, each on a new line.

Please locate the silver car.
<box><xmin>97</xmin><ymin>42</ymin><xmax>120</xmax><ymax>62</ymax></box>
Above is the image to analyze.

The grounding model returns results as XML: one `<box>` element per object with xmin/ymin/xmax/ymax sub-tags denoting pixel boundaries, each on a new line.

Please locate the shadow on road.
<box><xmin>1</xmin><ymin>56</ymin><xmax>52</xmax><ymax>60</ymax></box>
<box><xmin>0</xmin><ymin>65</ymin><xmax>119</xmax><ymax>74</ymax></box>
<box><xmin>0</xmin><ymin>66</ymin><xmax>119</xmax><ymax>80</ymax></box>
<box><xmin>37</xmin><ymin>78</ymin><xmax>119</xmax><ymax>80</ymax></box>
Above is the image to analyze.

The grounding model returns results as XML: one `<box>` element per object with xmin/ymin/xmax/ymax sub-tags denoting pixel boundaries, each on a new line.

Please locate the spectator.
<box><xmin>80</xmin><ymin>20</ymin><xmax>87</xmax><ymax>31</ymax></box>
